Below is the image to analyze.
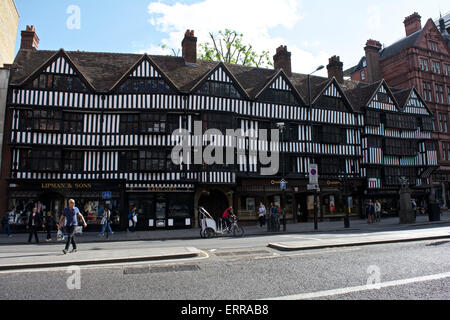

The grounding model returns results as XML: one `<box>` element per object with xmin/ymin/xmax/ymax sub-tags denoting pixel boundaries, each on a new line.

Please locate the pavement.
<box><xmin>1</xmin><ymin>211</ymin><xmax>449</xmax><ymax>245</ymax></box>
<box><xmin>0</xmin><ymin>245</ymin><xmax>201</xmax><ymax>271</ymax></box>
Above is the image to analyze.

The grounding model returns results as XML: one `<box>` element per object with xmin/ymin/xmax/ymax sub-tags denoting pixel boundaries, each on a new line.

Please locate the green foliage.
<box><xmin>160</xmin><ymin>44</ymin><xmax>181</xmax><ymax>57</ymax></box>
<box><xmin>198</xmin><ymin>29</ymin><xmax>273</xmax><ymax>68</ymax></box>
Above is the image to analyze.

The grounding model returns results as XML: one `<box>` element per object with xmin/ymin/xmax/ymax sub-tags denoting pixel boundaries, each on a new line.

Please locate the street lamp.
<box><xmin>308</xmin><ymin>65</ymin><xmax>324</xmax><ymax>231</ymax></box>
<box><xmin>276</xmin><ymin>122</ymin><xmax>286</xmax><ymax>232</ymax></box>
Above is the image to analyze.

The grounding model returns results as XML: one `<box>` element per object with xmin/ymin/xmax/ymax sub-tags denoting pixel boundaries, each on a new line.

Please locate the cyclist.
<box><xmin>222</xmin><ymin>206</ymin><xmax>233</xmax><ymax>231</ymax></box>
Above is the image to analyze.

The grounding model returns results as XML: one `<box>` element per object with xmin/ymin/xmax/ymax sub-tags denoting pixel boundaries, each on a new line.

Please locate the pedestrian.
<box><xmin>44</xmin><ymin>211</ymin><xmax>56</xmax><ymax>242</ymax></box>
<box><xmin>269</xmin><ymin>203</ymin><xmax>279</xmax><ymax>231</ymax></box>
<box><xmin>99</xmin><ymin>207</ymin><xmax>114</xmax><ymax>236</ymax></box>
<box><xmin>27</xmin><ymin>207</ymin><xmax>42</xmax><ymax>244</ymax></box>
<box><xmin>258</xmin><ymin>202</ymin><xmax>266</xmax><ymax>228</ymax></box>
<box><xmin>58</xmin><ymin>199</ymin><xmax>87</xmax><ymax>254</ymax></box>
<box><xmin>128</xmin><ymin>206</ymin><xmax>137</xmax><ymax>232</ymax></box>
<box><xmin>366</xmin><ymin>200</ymin><xmax>375</xmax><ymax>224</ymax></box>
<box><xmin>375</xmin><ymin>200</ymin><xmax>381</xmax><ymax>222</ymax></box>
<box><xmin>1</xmin><ymin>213</ymin><xmax>12</xmax><ymax>237</ymax></box>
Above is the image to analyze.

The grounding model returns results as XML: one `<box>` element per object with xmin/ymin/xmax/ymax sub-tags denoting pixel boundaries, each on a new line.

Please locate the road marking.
<box><xmin>261</xmin><ymin>272</ymin><xmax>450</xmax><ymax>300</ymax></box>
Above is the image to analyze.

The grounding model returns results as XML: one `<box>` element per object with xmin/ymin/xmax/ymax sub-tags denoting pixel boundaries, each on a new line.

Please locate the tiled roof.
<box><xmin>9</xmin><ymin>48</ymin><xmax>423</xmax><ymax>113</ymax></box>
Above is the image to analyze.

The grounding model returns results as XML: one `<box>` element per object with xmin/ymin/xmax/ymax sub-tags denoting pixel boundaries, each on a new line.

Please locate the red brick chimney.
<box><xmin>273</xmin><ymin>46</ymin><xmax>292</xmax><ymax>77</ymax></box>
<box><xmin>20</xmin><ymin>25</ymin><xmax>39</xmax><ymax>50</ymax></box>
<box><xmin>403</xmin><ymin>12</ymin><xmax>422</xmax><ymax>37</ymax></box>
<box><xmin>182</xmin><ymin>29</ymin><xmax>197</xmax><ymax>64</ymax></box>
<box><xmin>364</xmin><ymin>39</ymin><xmax>383</xmax><ymax>83</ymax></box>
<box><xmin>327</xmin><ymin>55</ymin><xmax>344</xmax><ymax>84</ymax></box>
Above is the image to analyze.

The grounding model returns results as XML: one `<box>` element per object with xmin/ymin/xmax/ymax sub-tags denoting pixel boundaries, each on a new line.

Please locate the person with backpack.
<box><xmin>58</xmin><ymin>199</ymin><xmax>87</xmax><ymax>254</ymax></box>
<box><xmin>128</xmin><ymin>206</ymin><xmax>137</xmax><ymax>232</ymax></box>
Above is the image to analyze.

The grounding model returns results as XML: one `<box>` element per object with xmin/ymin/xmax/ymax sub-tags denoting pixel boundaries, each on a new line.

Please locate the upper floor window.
<box><xmin>447</xmin><ymin>86</ymin><xmax>450</xmax><ymax>105</ymax></box>
<box><xmin>63</xmin><ymin>151</ymin><xmax>84</xmax><ymax>172</ymax></box>
<box><xmin>119</xmin><ymin>114</ymin><xmax>139</xmax><ymax>134</ymax></box>
<box><xmin>197</xmin><ymin>81</ymin><xmax>241</xmax><ymax>99</ymax></box>
<box><xmin>30</xmin><ymin>74</ymin><xmax>88</xmax><ymax>92</ymax></box>
<box><xmin>428</xmin><ymin>41</ymin><xmax>439</xmax><ymax>52</ymax></box>
<box><xmin>384</xmin><ymin>139</ymin><xmax>417</xmax><ymax>156</ymax></box>
<box><xmin>361</xmin><ymin>70</ymin><xmax>366</xmax><ymax>81</ymax></box>
<box><xmin>385</xmin><ymin>113</ymin><xmax>416</xmax><ymax>130</ymax></box>
<box><xmin>431</xmin><ymin>61</ymin><xmax>441</xmax><ymax>74</ymax></box>
<box><xmin>314</xmin><ymin>95</ymin><xmax>348</xmax><ymax>112</ymax></box>
<box><xmin>118</xmin><ymin>149</ymin><xmax>172</xmax><ymax>172</ymax></box>
<box><xmin>204</xmin><ymin>113</ymin><xmax>233</xmax><ymax>134</ymax></box>
<box><xmin>439</xmin><ymin>113</ymin><xmax>448</xmax><ymax>133</ymax></box>
<box><xmin>63</xmin><ymin>113</ymin><xmax>84</xmax><ymax>133</ymax></box>
<box><xmin>117</xmin><ymin>78</ymin><xmax>172</xmax><ymax>94</ymax></box>
<box><xmin>312</xmin><ymin>125</ymin><xmax>347</xmax><ymax>145</ymax></box>
<box><xmin>140</xmin><ymin>113</ymin><xmax>167</xmax><ymax>134</ymax></box>
<box><xmin>316</xmin><ymin>157</ymin><xmax>346</xmax><ymax>176</ymax></box>
<box><xmin>418</xmin><ymin>117</ymin><xmax>434</xmax><ymax>131</ymax></box>
<box><xmin>419</xmin><ymin>58</ymin><xmax>429</xmax><ymax>71</ymax></box>
<box><xmin>435</xmin><ymin>84</ymin><xmax>445</xmax><ymax>104</ymax></box>
<box><xmin>20</xmin><ymin>149</ymin><xmax>61</xmax><ymax>172</ymax></box>
<box><xmin>366</xmin><ymin>110</ymin><xmax>380</xmax><ymax>126</ymax></box>
<box><xmin>259</xmin><ymin>88</ymin><xmax>299</xmax><ymax>106</ymax></box>
<box><xmin>422</xmin><ymin>82</ymin><xmax>433</xmax><ymax>102</ymax></box>
<box><xmin>20</xmin><ymin>110</ymin><xmax>62</xmax><ymax>131</ymax></box>
<box><xmin>444</xmin><ymin>63</ymin><xmax>450</xmax><ymax>76</ymax></box>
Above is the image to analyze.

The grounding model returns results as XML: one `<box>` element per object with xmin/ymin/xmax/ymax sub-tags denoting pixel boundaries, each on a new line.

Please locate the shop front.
<box><xmin>7</xmin><ymin>180</ymin><xmax>125</xmax><ymax>231</ymax></box>
<box><xmin>126</xmin><ymin>184</ymin><xmax>195</xmax><ymax>230</ymax></box>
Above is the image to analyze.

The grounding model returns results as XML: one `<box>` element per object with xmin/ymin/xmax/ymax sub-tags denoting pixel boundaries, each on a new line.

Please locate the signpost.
<box><xmin>308</xmin><ymin>164</ymin><xmax>319</xmax><ymax>230</ymax></box>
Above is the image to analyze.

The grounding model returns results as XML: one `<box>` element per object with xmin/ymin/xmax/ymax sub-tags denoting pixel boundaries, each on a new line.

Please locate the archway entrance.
<box><xmin>198</xmin><ymin>189</ymin><xmax>229</xmax><ymax>221</ymax></box>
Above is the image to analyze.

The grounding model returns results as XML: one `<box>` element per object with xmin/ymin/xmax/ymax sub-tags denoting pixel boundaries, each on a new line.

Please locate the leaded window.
<box><xmin>117</xmin><ymin>78</ymin><xmax>172</xmax><ymax>94</ymax></box>
<box><xmin>63</xmin><ymin>151</ymin><xmax>83</xmax><ymax>172</ymax></box>
<box><xmin>314</xmin><ymin>95</ymin><xmax>348</xmax><ymax>112</ymax></box>
<box><xmin>119</xmin><ymin>114</ymin><xmax>139</xmax><ymax>134</ymax></box>
<box><xmin>20</xmin><ymin>149</ymin><xmax>61</xmax><ymax>171</ymax></box>
<box><xmin>30</xmin><ymin>74</ymin><xmax>88</xmax><ymax>92</ymax></box>
<box><xmin>197</xmin><ymin>81</ymin><xmax>241</xmax><ymax>99</ymax></box>
<box><xmin>259</xmin><ymin>88</ymin><xmax>298</xmax><ymax>106</ymax></box>
<box><xmin>21</xmin><ymin>110</ymin><xmax>62</xmax><ymax>131</ymax></box>
<box><xmin>63</xmin><ymin>113</ymin><xmax>84</xmax><ymax>133</ymax></box>
<box><xmin>312</xmin><ymin>125</ymin><xmax>347</xmax><ymax>144</ymax></box>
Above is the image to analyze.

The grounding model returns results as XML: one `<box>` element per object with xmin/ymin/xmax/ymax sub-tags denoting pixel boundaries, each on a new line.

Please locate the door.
<box><xmin>155</xmin><ymin>201</ymin><xmax>167</xmax><ymax>228</ymax></box>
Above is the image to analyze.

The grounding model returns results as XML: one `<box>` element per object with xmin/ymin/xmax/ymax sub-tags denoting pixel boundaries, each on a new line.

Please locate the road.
<box><xmin>0</xmin><ymin>226</ymin><xmax>449</xmax><ymax>300</ymax></box>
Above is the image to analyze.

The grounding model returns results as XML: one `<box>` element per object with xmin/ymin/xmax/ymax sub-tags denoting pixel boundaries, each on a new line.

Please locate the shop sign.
<box><xmin>327</xmin><ymin>180</ymin><xmax>341</xmax><ymax>186</ymax></box>
<box><xmin>102</xmin><ymin>191</ymin><xmax>112</xmax><ymax>200</ymax></box>
<box><xmin>41</xmin><ymin>182</ymin><xmax>92</xmax><ymax>190</ymax></box>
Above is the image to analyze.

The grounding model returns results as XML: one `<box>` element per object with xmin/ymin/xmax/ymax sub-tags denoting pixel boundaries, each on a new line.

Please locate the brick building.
<box><xmin>345</xmin><ymin>12</ymin><xmax>450</xmax><ymax>207</ymax></box>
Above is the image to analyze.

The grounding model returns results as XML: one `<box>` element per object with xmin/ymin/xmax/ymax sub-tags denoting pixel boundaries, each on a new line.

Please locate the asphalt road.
<box><xmin>0</xmin><ymin>236</ymin><xmax>449</xmax><ymax>300</ymax></box>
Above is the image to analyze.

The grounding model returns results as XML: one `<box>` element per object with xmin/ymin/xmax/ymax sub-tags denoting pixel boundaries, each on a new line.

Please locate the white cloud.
<box><xmin>142</xmin><ymin>0</ymin><xmax>330</xmax><ymax>75</ymax></box>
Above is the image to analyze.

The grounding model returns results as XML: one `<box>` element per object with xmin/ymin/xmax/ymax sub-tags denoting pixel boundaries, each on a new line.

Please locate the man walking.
<box><xmin>27</xmin><ymin>207</ymin><xmax>42</xmax><ymax>244</ymax></box>
<box><xmin>58</xmin><ymin>199</ymin><xmax>87</xmax><ymax>254</ymax></box>
<box><xmin>99</xmin><ymin>207</ymin><xmax>114</xmax><ymax>236</ymax></box>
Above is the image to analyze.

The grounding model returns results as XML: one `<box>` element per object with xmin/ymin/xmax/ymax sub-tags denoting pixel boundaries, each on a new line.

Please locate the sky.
<box><xmin>13</xmin><ymin>0</ymin><xmax>449</xmax><ymax>77</ymax></box>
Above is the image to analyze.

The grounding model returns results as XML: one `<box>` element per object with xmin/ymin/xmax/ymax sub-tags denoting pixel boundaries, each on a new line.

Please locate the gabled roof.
<box><xmin>342</xmin><ymin>80</ymin><xmax>399</xmax><ymax>111</ymax></box>
<box><xmin>391</xmin><ymin>86</ymin><xmax>433</xmax><ymax>115</ymax></box>
<box><xmin>190</xmin><ymin>62</ymin><xmax>250</xmax><ymax>99</ymax></box>
<box><xmin>254</xmin><ymin>69</ymin><xmax>306</xmax><ymax>105</ymax></box>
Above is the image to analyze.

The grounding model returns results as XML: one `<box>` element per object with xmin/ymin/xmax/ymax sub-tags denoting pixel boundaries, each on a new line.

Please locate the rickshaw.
<box><xmin>199</xmin><ymin>206</ymin><xmax>244</xmax><ymax>238</ymax></box>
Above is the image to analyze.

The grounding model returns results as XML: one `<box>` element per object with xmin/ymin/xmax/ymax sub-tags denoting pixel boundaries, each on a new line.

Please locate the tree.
<box><xmin>198</xmin><ymin>29</ymin><xmax>273</xmax><ymax>68</ymax></box>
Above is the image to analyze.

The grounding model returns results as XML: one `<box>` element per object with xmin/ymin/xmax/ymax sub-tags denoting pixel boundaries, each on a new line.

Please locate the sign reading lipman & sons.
<box><xmin>41</xmin><ymin>182</ymin><xmax>92</xmax><ymax>190</ymax></box>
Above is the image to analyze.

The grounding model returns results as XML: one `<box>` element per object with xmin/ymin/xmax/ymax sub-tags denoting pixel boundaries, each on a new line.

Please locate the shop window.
<box><xmin>63</xmin><ymin>112</ymin><xmax>84</xmax><ymax>133</ymax></box>
<box><xmin>246</xmin><ymin>198</ymin><xmax>256</xmax><ymax>211</ymax></box>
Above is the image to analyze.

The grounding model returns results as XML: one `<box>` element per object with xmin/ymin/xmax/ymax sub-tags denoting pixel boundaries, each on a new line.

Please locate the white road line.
<box><xmin>261</xmin><ymin>272</ymin><xmax>450</xmax><ymax>300</ymax></box>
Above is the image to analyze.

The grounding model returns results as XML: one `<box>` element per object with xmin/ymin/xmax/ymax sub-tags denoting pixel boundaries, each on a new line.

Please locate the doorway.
<box><xmin>295</xmin><ymin>193</ymin><xmax>308</xmax><ymax>223</ymax></box>
<box><xmin>198</xmin><ymin>189</ymin><xmax>229</xmax><ymax>220</ymax></box>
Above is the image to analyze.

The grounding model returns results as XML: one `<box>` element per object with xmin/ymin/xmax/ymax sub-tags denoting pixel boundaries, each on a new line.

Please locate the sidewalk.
<box><xmin>0</xmin><ymin>246</ymin><xmax>201</xmax><ymax>271</ymax></box>
<box><xmin>1</xmin><ymin>211</ymin><xmax>449</xmax><ymax>245</ymax></box>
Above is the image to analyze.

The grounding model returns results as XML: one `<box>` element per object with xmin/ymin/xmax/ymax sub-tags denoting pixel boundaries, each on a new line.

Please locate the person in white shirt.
<box><xmin>258</xmin><ymin>202</ymin><xmax>266</xmax><ymax>228</ymax></box>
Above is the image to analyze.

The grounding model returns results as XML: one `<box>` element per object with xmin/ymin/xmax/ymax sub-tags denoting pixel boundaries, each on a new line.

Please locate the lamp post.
<box><xmin>277</xmin><ymin>122</ymin><xmax>286</xmax><ymax>232</ymax></box>
<box><xmin>308</xmin><ymin>65</ymin><xmax>324</xmax><ymax>231</ymax></box>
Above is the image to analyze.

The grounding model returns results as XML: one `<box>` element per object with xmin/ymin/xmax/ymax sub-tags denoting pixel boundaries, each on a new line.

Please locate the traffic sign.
<box><xmin>309</xmin><ymin>164</ymin><xmax>318</xmax><ymax>184</ymax></box>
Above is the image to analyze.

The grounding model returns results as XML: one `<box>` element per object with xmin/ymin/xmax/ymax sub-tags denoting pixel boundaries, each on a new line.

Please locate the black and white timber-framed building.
<box><xmin>0</xmin><ymin>28</ymin><xmax>438</xmax><ymax>230</ymax></box>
